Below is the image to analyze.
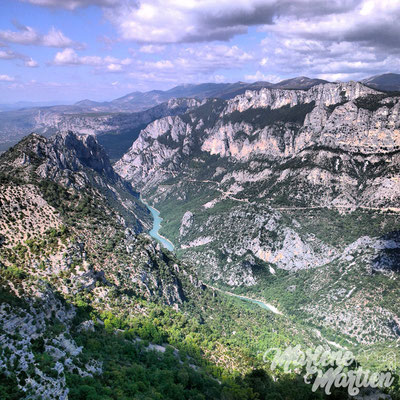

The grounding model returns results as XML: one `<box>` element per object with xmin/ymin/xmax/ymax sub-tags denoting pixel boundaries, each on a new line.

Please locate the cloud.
<box><xmin>24</xmin><ymin>58</ymin><xmax>39</xmax><ymax>67</ymax></box>
<box><xmin>143</xmin><ymin>59</ymin><xmax>174</xmax><ymax>70</ymax></box>
<box><xmin>53</xmin><ymin>48</ymin><xmax>132</xmax><ymax>72</ymax></box>
<box><xmin>173</xmin><ymin>45</ymin><xmax>253</xmax><ymax>73</ymax></box>
<box><xmin>20</xmin><ymin>0</ymin><xmax>400</xmax><ymax>80</ymax></box>
<box><xmin>53</xmin><ymin>43</ymin><xmax>251</xmax><ymax>82</ymax></box>
<box><xmin>127</xmin><ymin>44</ymin><xmax>253</xmax><ymax>85</ymax></box>
<box><xmin>53</xmin><ymin>48</ymin><xmax>101</xmax><ymax>65</ymax></box>
<box><xmin>0</xmin><ymin>22</ymin><xmax>83</xmax><ymax>49</ymax></box>
<box><xmin>102</xmin><ymin>0</ymin><xmax>360</xmax><ymax>43</ymax></box>
<box><xmin>42</xmin><ymin>27</ymin><xmax>82</xmax><ymax>48</ymax></box>
<box><xmin>12</xmin><ymin>0</ymin><xmax>400</xmax><ymax>91</ymax></box>
<box><xmin>139</xmin><ymin>44</ymin><xmax>166</xmax><ymax>54</ymax></box>
<box><xmin>0</xmin><ymin>45</ymin><xmax>39</xmax><ymax>67</ymax></box>
<box><xmin>0</xmin><ymin>74</ymin><xmax>15</xmax><ymax>81</ymax></box>
<box><xmin>235</xmin><ymin>0</ymin><xmax>400</xmax><ymax>82</ymax></box>
<box><xmin>0</xmin><ymin>48</ymin><xmax>23</xmax><ymax>60</ymax></box>
<box><xmin>102</xmin><ymin>1</ymin><xmax>400</xmax><ymax>80</ymax></box>
<box><xmin>244</xmin><ymin>71</ymin><xmax>281</xmax><ymax>83</ymax></box>
<box><xmin>20</xmin><ymin>0</ymin><xmax>120</xmax><ymax>10</ymax></box>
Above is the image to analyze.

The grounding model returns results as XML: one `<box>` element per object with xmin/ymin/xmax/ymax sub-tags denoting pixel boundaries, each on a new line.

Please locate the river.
<box><xmin>142</xmin><ymin>200</ymin><xmax>175</xmax><ymax>252</ymax></box>
<box><xmin>142</xmin><ymin>199</ymin><xmax>282</xmax><ymax>314</ymax></box>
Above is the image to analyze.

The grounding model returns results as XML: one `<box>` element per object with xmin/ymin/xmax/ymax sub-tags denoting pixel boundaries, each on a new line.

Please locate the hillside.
<box><xmin>362</xmin><ymin>73</ymin><xmax>400</xmax><ymax>92</ymax></box>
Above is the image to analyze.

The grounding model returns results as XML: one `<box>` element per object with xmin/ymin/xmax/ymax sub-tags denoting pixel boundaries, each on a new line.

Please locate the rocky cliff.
<box><xmin>116</xmin><ymin>82</ymin><xmax>400</xmax><ymax>208</ymax></box>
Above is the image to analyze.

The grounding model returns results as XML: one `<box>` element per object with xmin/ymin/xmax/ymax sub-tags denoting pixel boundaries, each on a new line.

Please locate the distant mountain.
<box><xmin>273</xmin><ymin>76</ymin><xmax>328</xmax><ymax>89</ymax></box>
<box><xmin>73</xmin><ymin>84</ymin><xmax>246</xmax><ymax>112</ymax></box>
<box><xmin>0</xmin><ymin>100</ymin><xmax>73</xmax><ymax>112</ymax></box>
<box><xmin>73</xmin><ymin>77</ymin><xmax>330</xmax><ymax>113</ymax></box>
<box><xmin>0</xmin><ymin>98</ymin><xmax>201</xmax><ymax>160</ymax></box>
<box><xmin>362</xmin><ymin>73</ymin><xmax>400</xmax><ymax>91</ymax></box>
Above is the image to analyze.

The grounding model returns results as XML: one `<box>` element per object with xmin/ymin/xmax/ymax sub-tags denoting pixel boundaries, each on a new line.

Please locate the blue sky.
<box><xmin>1</xmin><ymin>0</ymin><xmax>400</xmax><ymax>103</ymax></box>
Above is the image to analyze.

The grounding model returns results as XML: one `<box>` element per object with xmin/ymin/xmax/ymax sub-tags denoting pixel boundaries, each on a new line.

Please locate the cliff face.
<box><xmin>115</xmin><ymin>82</ymin><xmax>400</xmax><ymax>207</ymax></box>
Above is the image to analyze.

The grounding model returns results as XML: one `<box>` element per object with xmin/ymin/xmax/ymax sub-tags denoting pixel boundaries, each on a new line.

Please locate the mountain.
<box><xmin>272</xmin><ymin>76</ymin><xmax>328</xmax><ymax>89</ymax></box>
<box><xmin>115</xmin><ymin>81</ymin><xmax>400</xmax><ymax>352</ymax></box>
<box><xmin>0</xmin><ymin>77</ymin><xmax>330</xmax><ymax>156</ymax></box>
<box><xmin>0</xmin><ymin>101</ymin><xmax>73</xmax><ymax>112</ymax></box>
<box><xmin>0</xmin><ymin>98</ymin><xmax>201</xmax><ymax>161</ymax></box>
<box><xmin>1</xmin><ymin>131</ymin><xmax>344</xmax><ymax>399</ymax></box>
<box><xmin>84</xmin><ymin>77</ymin><xmax>330</xmax><ymax>112</ymax></box>
<box><xmin>362</xmin><ymin>73</ymin><xmax>400</xmax><ymax>91</ymax></box>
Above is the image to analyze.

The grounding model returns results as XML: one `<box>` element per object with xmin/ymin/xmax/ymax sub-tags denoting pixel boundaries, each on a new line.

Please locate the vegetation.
<box><xmin>355</xmin><ymin>94</ymin><xmax>396</xmax><ymax>111</ymax></box>
<box><xmin>223</xmin><ymin>102</ymin><xmax>316</xmax><ymax>128</ymax></box>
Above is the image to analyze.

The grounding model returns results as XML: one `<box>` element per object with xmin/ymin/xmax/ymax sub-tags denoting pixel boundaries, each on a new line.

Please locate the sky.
<box><xmin>1</xmin><ymin>0</ymin><xmax>400</xmax><ymax>103</ymax></box>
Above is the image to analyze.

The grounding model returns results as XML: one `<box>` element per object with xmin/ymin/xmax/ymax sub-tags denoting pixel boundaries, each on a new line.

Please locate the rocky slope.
<box><xmin>115</xmin><ymin>81</ymin><xmax>400</xmax><ymax>348</ymax></box>
<box><xmin>0</xmin><ymin>132</ymin><xmax>212</xmax><ymax>398</ymax></box>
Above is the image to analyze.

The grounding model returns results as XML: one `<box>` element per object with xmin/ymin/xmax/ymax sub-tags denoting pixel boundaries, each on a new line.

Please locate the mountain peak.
<box><xmin>362</xmin><ymin>72</ymin><xmax>400</xmax><ymax>91</ymax></box>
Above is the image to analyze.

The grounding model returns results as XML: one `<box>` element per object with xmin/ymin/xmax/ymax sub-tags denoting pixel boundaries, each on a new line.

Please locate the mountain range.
<box><xmin>115</xmin><ymin>80</ymin><xmax>400</xmax><ymax>348</ymax></box>
<box><xmin>362</xmin><ymin>73</ymin><xmax>400</xmax><ymax>92</ymax></box>
<box><xmin>1</xmin><ymin>73</ymin><xmax>400</xmax><ymax>160</ymax></box>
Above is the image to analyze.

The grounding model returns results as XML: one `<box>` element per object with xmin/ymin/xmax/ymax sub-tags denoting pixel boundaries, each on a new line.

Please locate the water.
<box><xmin>237</xmin><ymin>296</ymin><xmax>282</xmax><ymax>314</ymax></box>
<box><xmin>145</xmin><ymin>202</ymin><xmax>175</xmax><ymax>252</ymax></box>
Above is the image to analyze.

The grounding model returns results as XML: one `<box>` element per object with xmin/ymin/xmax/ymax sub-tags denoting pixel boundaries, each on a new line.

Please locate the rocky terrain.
<box><xmin>2</xmin><ymin>78</ymin><xmax>400</xmax><ymax>398</ymax></box>
<box><xmin>0</xmin><ymin>77</ymin><xmax>329</xmax><ymax>155</ymax></box>
<box><xmin>1</xmin><ymin>73</ymin><xmax>399</xmax><ymax>158</ymax></box>
<box><xmin>0</xmin><ymin>132</ymin><xmax>207</xmax><ymax>398</ymax></box>
<box><xmin>115</xmin><ymin>81</ymin><xmax>400</xmax><ymax>351</ymax></box>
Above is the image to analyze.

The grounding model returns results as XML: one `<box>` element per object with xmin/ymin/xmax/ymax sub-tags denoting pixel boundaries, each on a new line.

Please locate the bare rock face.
<box><xmin>115</xmin><ymin>116</ymin><xmax>190</xmax><ymax>190</ymax></box>
<box><xmin>223</xmin><ymin>81</ymin><xmax>378</xmax><ymax>114</ymax></box>
<box><xmin>115</xmin><ymin>82</ymin><xmax>400</xmax><ymax>206</ymax></box>
<box><xmin>180</xmin><ymin>211</ymin><xmax>194</xmax><ymax>236</ymax></box>
<box><xmin>115</xmin><ymin>82</ymin><xmax>393</xmax><ymax>187</ymax></box>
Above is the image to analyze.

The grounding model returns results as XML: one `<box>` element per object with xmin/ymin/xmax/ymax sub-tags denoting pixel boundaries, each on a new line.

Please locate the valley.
<box><xmin>2</xmin><ymin>78</ymin><xmax>400</xmax><ymax>399</ymax></box>
<box><xmin>3</xmin><ymin>0</ymin><xmax>400</xmax><ymax>397</ymax></box>
<box><xmin>114</xmin><ymin>80</ymin><xmax>400</xmax><ymax>373</ymax></box>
